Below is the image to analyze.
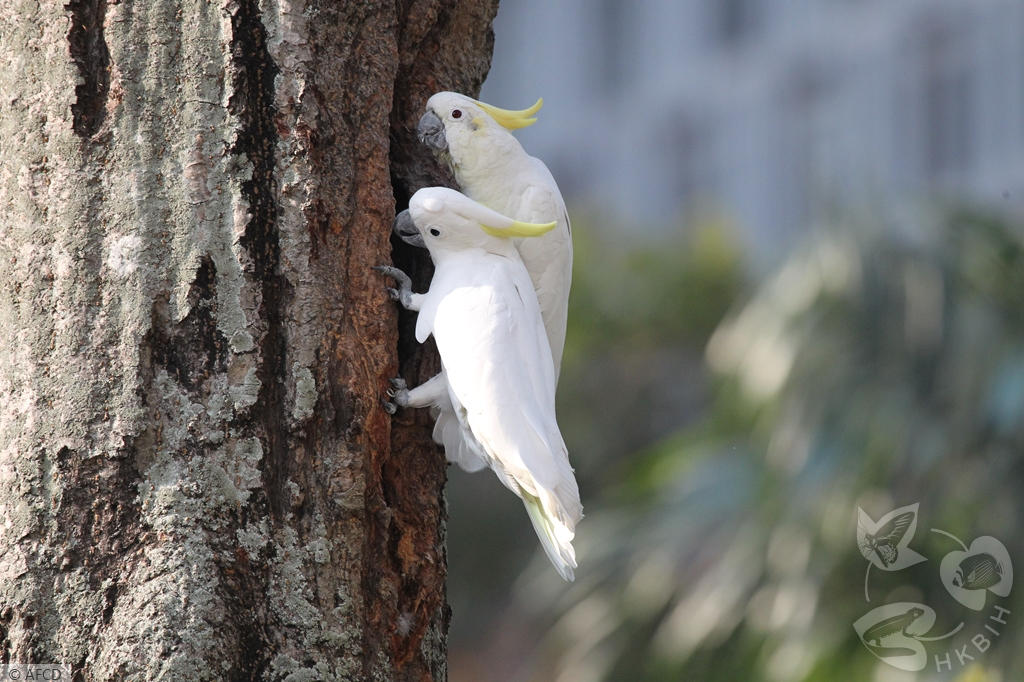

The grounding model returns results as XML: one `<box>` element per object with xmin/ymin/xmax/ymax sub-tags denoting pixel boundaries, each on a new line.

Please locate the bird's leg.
<box><xmin>373</xmin><ymin>265</ymin><xmax>422</xmax><ymax>311</ymax></box>
<box><xmin>383</xmin><ymin>373</ymin><xmax>447</xmax><ymax>414</ymax></box>
<box><xmin>403</xmin><ymin>373</ymin><xmax>448</xmax><ymax>407</ymax></box>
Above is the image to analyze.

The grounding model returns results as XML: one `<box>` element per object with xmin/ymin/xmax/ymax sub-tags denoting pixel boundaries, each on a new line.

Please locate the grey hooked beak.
<box><xmin>393</xmin><ymin>209</ymin><xmax>425</xmax><ymax>248</ymax></box>
<box><xmin>417</xmin><ymin>110</ymin><xmax>447</xmax><ymax>152</ymax></box>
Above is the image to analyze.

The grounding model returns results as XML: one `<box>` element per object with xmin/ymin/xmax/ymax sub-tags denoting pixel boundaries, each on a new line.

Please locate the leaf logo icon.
<box><xmin>857</xmin><ymin>503</ymin><xmax>927</xmax><ymax>571</ymax></box>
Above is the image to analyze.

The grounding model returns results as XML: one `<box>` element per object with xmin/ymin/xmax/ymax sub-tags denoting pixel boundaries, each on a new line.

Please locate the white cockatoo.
<box><xmin>417</xmin><ymin>92</ymin><xmax>571</xmax><ymax>375</ymax></box>
<box><xmin>376</xmin><ymin>187</ymin><xmax>582</xmax><ymax>581</ymax></box>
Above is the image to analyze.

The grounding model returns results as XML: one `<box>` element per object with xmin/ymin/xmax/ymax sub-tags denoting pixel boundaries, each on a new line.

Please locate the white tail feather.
<box><xmin>523</xmin><ymin>494</ymin><xmax>577</xmax><ymax>581</ymax></box>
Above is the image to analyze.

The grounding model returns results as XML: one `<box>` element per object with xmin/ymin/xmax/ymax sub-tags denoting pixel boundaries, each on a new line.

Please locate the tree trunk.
<box><xmin>0</xmin><ymin>1</ymin><xmax>498</xmax><ymax>679</ymax></box>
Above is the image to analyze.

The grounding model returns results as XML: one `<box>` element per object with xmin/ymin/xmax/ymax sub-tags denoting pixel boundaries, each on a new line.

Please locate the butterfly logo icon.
<box><xmin>857</xmin><ymin>503</ymin><xmax>927</xmax><ymax>572</ymax></box>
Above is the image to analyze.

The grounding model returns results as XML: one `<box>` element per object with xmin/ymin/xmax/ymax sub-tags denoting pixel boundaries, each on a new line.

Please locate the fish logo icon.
<box><xmin>939</xmin><ymin>536</ymin><xmax>1013</xmax><ymax>611</ymax></box>
<box><xmin>857</xmin><ymin>503</ymin><xmax>927</xmax><ymax>572</ymax></box>
<box><xmin>954</xmin><ymin>553</ymin><xmax>1003</xmax><ymax>589</ymax></box>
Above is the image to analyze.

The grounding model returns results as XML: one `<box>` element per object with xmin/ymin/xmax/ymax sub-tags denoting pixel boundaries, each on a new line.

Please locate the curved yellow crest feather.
<box><xmin>474</xmin><ymin>97</ymin><xmax>543</xmax><ymax>130</ymax></box>
<box><xmin>480</xmin><ymin>219</ymin><xmax>556</xmax><ymax>239</ymax></box>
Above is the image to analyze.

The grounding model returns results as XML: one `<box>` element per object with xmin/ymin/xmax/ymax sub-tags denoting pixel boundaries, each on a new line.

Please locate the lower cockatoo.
<box><xmin>375</xmin><ymin>187</ymin><xmax>582</xmax><ymax>581</ymax></box>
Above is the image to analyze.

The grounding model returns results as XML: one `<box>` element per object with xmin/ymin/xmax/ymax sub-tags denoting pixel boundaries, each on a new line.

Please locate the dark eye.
<box><xmin>429</xmin><ymin>228</ymin><xmax>441</xmax><ymax>237</ymax></box>
<box><xmin>451</xmin><ymin>109</ymin><xmax>462</xmax><ymax>119</ymax></box>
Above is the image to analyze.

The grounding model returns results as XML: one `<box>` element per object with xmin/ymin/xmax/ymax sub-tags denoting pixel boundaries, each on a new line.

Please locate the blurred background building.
<box><xmin>448</xmin><ymin>2</ymin><xmax>1024</xmax><ymax>681</ymax></box>
<box><xmin>481</xmin><ymin>0</ymin><xmax>1024</xmax><ymax>265</ymax></box>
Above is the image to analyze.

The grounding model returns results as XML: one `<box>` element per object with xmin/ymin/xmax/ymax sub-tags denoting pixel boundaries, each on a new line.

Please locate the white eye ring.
<box><xmin>451</xmin><ymin>109</ymin><xmax>463</xmax><ymax>119</ymax></box>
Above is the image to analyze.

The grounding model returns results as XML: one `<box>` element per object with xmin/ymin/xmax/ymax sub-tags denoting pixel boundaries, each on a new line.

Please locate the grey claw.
<box><xmin>374</xmin><ymin>265</ymin><xmax>414</xmax><ymax>309</ymax></box>
<box><xmin>386</xmin><ymin>377</ymin><xmax>410</xmax><ymax>407</ymax></box>
<box><xmin>383</xmin><ymin>377</ymin><xmax>409</xmax><ymax>413</ymax></box>
<box><xmin>387</xmin><ymin>377</ymin><xmax>410</xmax><ymax>408</ymax></box>
<box><xmin>374</xmin><ymin>265</ymin><xmax>412</xmax><ymax>289</ymax></box>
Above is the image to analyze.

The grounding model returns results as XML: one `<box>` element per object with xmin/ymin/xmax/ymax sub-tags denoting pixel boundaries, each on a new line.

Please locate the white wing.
<box><xmin>511</xmin><ymin>159</ymin><xmax>572</xmax><ymax>378</ymax></box>
<box><xmin>431</xmin><ymin>256</ymin><xmax>581</xmax><ymax>528</ymax></box>
<box><xmin>430</xmin><ymin>399</ymin><xmax>488</xmax><ymax>473</ymax></box>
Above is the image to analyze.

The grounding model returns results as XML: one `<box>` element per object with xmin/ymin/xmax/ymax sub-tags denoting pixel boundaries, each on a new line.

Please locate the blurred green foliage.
<box><xmin>477</xmin><ymin>207</ymin><xmax>1024</xmax><ymax>682</ymax></box>
<box><xmin>565</xmin><ymin>211</ymin><xmax>745</xmax><ymax>356</ymax></box>
<box><xmin>556</xmin><ymin>213</ymin><xmax>747</xmax><ymax>493</ymax></box>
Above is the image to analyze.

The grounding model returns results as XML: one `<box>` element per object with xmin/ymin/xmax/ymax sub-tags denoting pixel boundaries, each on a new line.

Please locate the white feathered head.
<box><xmin>417</xmin><ymin>91</ymin><xmax>542</xmax><ymax>166</ymax></box>
<box><xmin>393</xmin><ymin>187</ymin><xmax>554</xmax><ymax>252</ymax></box>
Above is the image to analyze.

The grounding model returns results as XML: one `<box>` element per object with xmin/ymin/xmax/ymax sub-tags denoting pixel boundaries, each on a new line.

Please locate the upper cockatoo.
<box><xmin>417</xmin><ymin>92</ymin><xmax>571</xmax><ymax>375</ymax></box>
<box><xmin>376</xmin><ymin>187</ymin><xmax>582</xmax><ymax>581</ymax></box>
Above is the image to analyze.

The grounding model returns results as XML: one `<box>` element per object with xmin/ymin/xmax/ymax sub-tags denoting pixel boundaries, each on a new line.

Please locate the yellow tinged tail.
<box><xmin>523</xmin><ymin>493</ymin><xmax>577</xmax><ymax>582</ymax></box>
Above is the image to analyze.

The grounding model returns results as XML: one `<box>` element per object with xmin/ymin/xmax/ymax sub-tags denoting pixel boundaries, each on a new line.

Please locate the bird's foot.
<box><xmin>383</xmin><ymin>377</ymin><xmax>410</xmax><ymax>414</ymax></box>
<box><xmin>373</xmin><ymin>265</ymin><xmax>414</xmax><ymax>309</ymax></box>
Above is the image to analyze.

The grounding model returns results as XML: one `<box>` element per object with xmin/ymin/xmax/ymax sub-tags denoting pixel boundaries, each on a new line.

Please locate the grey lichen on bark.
<box><xmin>0</xmin><ymin>0</ymin><xmax>498</xmax><ymax>680</ymax></box>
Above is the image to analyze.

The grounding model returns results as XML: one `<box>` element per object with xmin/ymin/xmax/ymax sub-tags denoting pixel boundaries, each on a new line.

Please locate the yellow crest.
<box><xmin>474</xmin><ymin>97</ymin><xmax>543</xmax><ymax>130</ymax></box>
<box><xmin>480</xmin><ymin>219</ymin><xmax>557</xmax><ymax>238</ymax></box>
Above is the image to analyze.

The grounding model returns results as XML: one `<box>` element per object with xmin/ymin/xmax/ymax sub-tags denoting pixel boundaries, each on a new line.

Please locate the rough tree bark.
<box><xmin>0</xmin><ymin>0</ymin><xmax>498</xmax><ymax>679</ymax></box>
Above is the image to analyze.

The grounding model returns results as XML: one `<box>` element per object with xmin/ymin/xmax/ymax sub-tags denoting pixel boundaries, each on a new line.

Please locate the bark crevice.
<box><xmin>229</xmin><ymin>0</ymin><xmax>291</xmax><ymax>522</ymax></box>
<box><xmin>149</xmin><ymin>256</ymin><xmax>229</xmax><ymax>391</ymax></box>
<box><xmin>66</xmin><ymin>0</ymin><xmax>110</xmax><ymax>138</ymax></box>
